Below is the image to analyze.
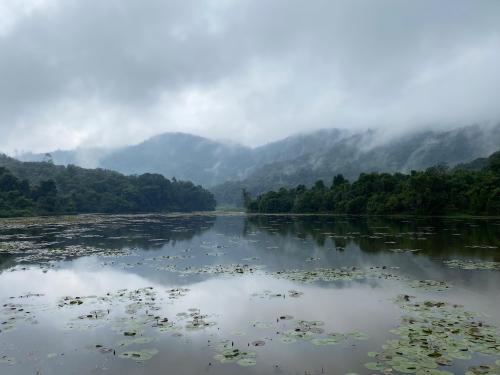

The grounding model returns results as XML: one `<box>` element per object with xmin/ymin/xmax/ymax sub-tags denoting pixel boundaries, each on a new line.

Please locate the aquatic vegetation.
<box><xmin>288</xmin><ymin>290</ymin><xmax>303</xmax><ymax>298</ymax></box>
<box><xmin>1</xmin><ymin>240</ymin><xmax>130</xmax><ymax>265</ymax></box>
<box><xmin>273</xmin><ymin>266</ymin><xmax>403</xmax><ymax>283</ymax></box>
<box><xmin>365</xmin><ymin>296</ymin><xmax>500</xmax><ymax>374</ymax></box>
<box><xmin>444</xmin><ymin>259</ymin><xmax>500</xmax><ymax>271</ymax></box>
<box><xmin>274</xmin><ymin>267</ymin><xmax>366</xmax><ymax>283</ymax></box>
<box><xmin>167</xmin><ymin>288</ymin><xmax>190</xmax><ymax>299</ymax></box>
<box><xmin>77</xmin><ymin>309</ymin><xmax>108</xmax><ymax>320</ymax></box>
<box><xmin>408</xmin><ymin>280</ymin><xmax>451</xmax><ymax>292</ymax></box>
<box><xmin>183</xmin><ymin>308</ymin><xmax>216</xmax><ymax>330</ymax></box>
<box><xmin>180</xmin><ymin>263</ymin><xmax>264</xmax><ymax>276</ymax></box>
<box><xmin>205</xmin><ymin>251</ymin><xmax>226</xmax><ymax>257</ymax></box>
<box><xmin>117</xmin><ymin>337</ymin><xmax>155</xmax><ymax>347</ymax></box>
<box><xmin>213</xmin><ymin>339</ymin><xmax>257</xmax><ymax>366</ymax></box>
<box><xmin>251</xmin><ymin>321</ymin><xmax>273</xmax><ymax>329</ymax></box>
<box><xmin>466</xmin><ymin>360</ymin><xmax>500</xmax><ymax>375</ymax></box>
<box><xmin>251</xmin><ymin>289</ymin><xmax>304</xmax><ymax>299</ymax></box>
<box><xmin>119</xmin><ymin>348</ymin><xmax>159</xmax><ymax>362</ymax></box>
<box><xmin>0</xmin><ymin>355</ymin><xmax>15</xmax><ymax>365</ymax></box>
<box><xmin>251</xmin><ymin>340</ymin><xmax>265</xmax><ymax>347</ymax></box>
<box><xmin>280</xmin><ymin>336</ymin><xmax>297</xmax><ymax>344</ymax></box>
<box><xmin>278</xmin><ymin>318</ymin><xmax>369</xmax><ymax>348</ymax></box>
<box><xmin>251</xmin><ymin>290</ymin><xmax>285</xmax><ymax>298</ymax></box>
<box><xmin>0</xmin><ymin>302</ymin><xmax>38</xmax><ymax>333</ymax></box>
<box><xmin>58</xmin><ymin>297</ymin><xmax>85</xmax><ymax>306</ymax></box>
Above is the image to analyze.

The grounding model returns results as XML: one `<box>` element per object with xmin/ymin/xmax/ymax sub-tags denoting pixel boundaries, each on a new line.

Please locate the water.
<box><xmin>0</xmin><ymin>214</ymin><xmax>499</xmax><ymax>375</ymax></box>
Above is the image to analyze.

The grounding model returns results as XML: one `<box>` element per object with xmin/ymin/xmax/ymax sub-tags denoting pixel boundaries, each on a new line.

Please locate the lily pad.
<box><xmin>119</xmin><ymin>348</ymin><xmax>158</xmax><ymax>361</ymax></box>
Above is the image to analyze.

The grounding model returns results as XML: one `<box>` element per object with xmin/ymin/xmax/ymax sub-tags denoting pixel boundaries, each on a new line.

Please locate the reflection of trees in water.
<box><xmin>245</xmin><ymin>215</ymin><xmax>500</xmax><ymax>260</ymax></box>
<box><xmin>70</xmin><ymin>215</ymin><xmax>217</xmax><ymax>250</ymax></box>
<box><xmin>0</xmin><ymin>254</ymin><xmax>15</xmax><ymax>271</ymax></box>
<box><xmin>0</xmin><ymin>215</ymin><xmax>217</xmax><ymax>255</ymax></box>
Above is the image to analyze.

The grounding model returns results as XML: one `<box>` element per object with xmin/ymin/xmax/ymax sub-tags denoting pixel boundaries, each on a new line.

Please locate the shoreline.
<box><xmin>0</xmin><ymin>210</ymin><xmax>499</xmax><ymax>222</ymax></box>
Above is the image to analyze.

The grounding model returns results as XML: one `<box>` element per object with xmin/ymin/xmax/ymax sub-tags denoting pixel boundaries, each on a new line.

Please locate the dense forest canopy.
<box><xmin>0</xmin><ymin>155</ymin><xmax>215</xmax><ymax>217</ymax></box>
<box><xmin>245</xmin><ymin>151</ymin><xmax>500</xmax><ymax>216</ymax></box>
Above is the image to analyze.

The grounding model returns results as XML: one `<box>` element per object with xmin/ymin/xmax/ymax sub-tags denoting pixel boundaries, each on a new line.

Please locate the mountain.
<box><xmin>16</xmin><ymin>123</ymin><xmax>500</xmax><ymax>206</ymax></box>
<box><xmin>16</xmin><ymin>130</ymin><xmax>355</xmax><ymax>189</ymax></box>
<box><xmin>212</xmin><ymin>124</ymin><xmax>500</xmax><ymax>205</ymax></box>
<box><xmin>19</xmin><ymin>133</ymin><xmax>255</xmax><ymax>187</ymax></box>
<box><xmin>100</xmin><ymin>133</ymin><xmax>255</xmax><ymax>187</ymax></box>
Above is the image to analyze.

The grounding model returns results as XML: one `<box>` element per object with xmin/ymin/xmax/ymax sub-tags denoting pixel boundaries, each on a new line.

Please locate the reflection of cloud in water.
<box><xmin>0</xmin><ymin>260</ymin><xmax>154</xmax><ymax>301</ymax></box>
<box><xmin>164</xmin><ymin>274</ymin><xmax>400</xmax><ymax>338</ymax></box>
<box><xmin>0</xmin><ymin>264</ymin><xmax>399</xmax><ymax>337</ymax></box>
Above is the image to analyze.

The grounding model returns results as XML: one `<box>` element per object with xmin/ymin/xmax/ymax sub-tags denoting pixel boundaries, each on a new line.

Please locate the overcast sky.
<box><xmin>1</xmin><ymin>0</ymin><xmax>500</xmax><ymax>153</ymax></box>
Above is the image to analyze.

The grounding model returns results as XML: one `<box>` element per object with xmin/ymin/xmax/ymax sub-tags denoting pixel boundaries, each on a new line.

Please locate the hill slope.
<box><xmin>16</xmin><ymin>123</ymin><xmax>500</xmax><ymax>206</ymax></box>
<box><xmin>213</xmin><ymin>124</ymin><xmax>500</xmax><ymax>205</ymax></box>
<box><xmin>0</xmin><ymin>155</ymin><xmax>216</xmax><ymax>216</ymax></box>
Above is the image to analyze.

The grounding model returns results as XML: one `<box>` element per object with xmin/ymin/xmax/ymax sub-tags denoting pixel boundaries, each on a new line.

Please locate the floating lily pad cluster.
<box><xmin>277</xmin><ymin>318</ymin><xmax>369</xmax><ymax>347</ymax></box>
<box><xmin>250</xmin><ymin>320</ymin><xmax>274</xmax><ymax>329</ymax></box>
<box><xmin>273</xmin><ymin>266</ymin><xmax>403</xmax><ymax>283</ymax></box>
<box><xmin>251</xmin><ymin>289</ymin><xmax>303</xmax><ymax>299</ymax></box>
<box><xmin>205</xmin><ymin>251</ymin><xmax>226</xmax><ymax>257</ymax></box>
<box><xmin>0</xmin><ymin>355</ymin><xmax>16</xmax><ymax>365</ymax></box>
<box><xmin>78</xmin><ymin>309</ymin><xmax>108</xmax><ymax>320</ymax></box>
<box><xmin>1</xmin><ymin>302</ymin><xmax>38</xmax><ymax>333</ymax></box>
<box><xmin>213</xmin><ymin>339</ymin><xmax>257</xmax><ymax>366</ymax></box>
<box><xmin>117</xmin><ymin>336</ymin><xmax>155</xmax><ymax>347</ymax></box>
<box><xmin>58</xmin><ymin>296</ymin><xmax>91</xmax><ymax>307</ymax></box>
<box><xmin>123</xmin><ymin>287</ymin><xmax>159</xmax><ymax>314</ymax></box>
<box><xmin>466</xmin><ymin>360</ymin><xmax>500</xmax><ymax>375</ymax></box>
<box><xmin>1</xmin><ymin>241</ymin><xmax>130</xmax><ymax>266</ymax></box>
<box><xmin>119</xmin><ymin>348</ymin><xmax>159</xmax><ymax>362</ymax></box>
<box><xmin>444</xmin><ymin>259</ymin><xmax>500</xmax><ymax>271</ymax></box>
<box><xmin>365</xmin><ymin>296</ymin><xmax>500</xmax><ymax>374</ymax></box>
<box><xmin>146</xmin><ymin>253</ymin><xmax>194</xmax><ymax>262</ymax></box>
<box><xmin>167</xmin><ymin>288</ymin><xmax>190</xmax><ymax>299</ymax></box>
<box><xmin>180</xmin><ymin>263</ymin><xmax>263</xmax><ymax>276</ymax></box>
<box><xmin>177</xmin><ymin>308</ymin><xmax>217</xmax><ymax>330</ymax></box>
<box><xmin>408</xmin><ymin>280</ymin><xmax>451</xmax><ymax>292</ymax></box>
<box><xmin>274</xmin><ymin>267</ymin><xmax>366</xmax><ymax>283</ymax></box>
<box><xmin>0</xmin><ymin>240</ymin><xmax>44</xmax><ymax>254</ymax></box>
<box><xmin>54</xmin><ymin>286</ymin><xmax>207</xmax><ymax>361</ymax></box>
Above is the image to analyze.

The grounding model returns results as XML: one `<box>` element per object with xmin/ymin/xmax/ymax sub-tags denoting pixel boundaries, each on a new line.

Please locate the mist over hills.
<box><xmin>16</xmin><ymin>123</ymin><xmax>500</xmax><ymax>206</ymax></box>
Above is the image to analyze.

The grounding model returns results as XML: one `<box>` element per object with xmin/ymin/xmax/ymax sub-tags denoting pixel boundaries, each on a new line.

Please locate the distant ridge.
<box><xmin>15</xmin><ymin>123</ymin><xmax>500</xmax><ymax>206</ymax></box>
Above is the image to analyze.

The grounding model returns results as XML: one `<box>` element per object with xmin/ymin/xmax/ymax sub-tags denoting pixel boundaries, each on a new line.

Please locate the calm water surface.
<box><xmin>0</xmin><ymin>214</ymin><xmax>499</xmax><ymax>375</ymax></box>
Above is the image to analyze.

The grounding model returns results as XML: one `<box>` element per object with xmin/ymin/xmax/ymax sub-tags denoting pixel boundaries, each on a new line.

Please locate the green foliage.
<box><xmin>0</xmin><ymin>157</ymin><xmax>215</xmax><ymax>217</ymax></box>
<box><xmin>245</xmin><ymin>151</ymin><xmax>500</xmax><ymax>216</ymax></box>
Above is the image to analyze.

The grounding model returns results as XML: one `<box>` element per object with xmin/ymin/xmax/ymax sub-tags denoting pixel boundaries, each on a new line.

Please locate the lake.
<box><xmin>1</xmin><ymin>213</ymin><xmax>500</xmax><ymax>375</ymax></box>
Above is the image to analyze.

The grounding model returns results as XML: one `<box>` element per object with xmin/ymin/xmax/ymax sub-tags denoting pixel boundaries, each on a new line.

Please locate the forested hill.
<box><xmin>245</xmin><ymin>151</ymin><xmax>500</xmax><ymax>216</ymax></box>
<box><xmin>0</xmin><ymin>155</ymin><xmax>215</xmax><ymax>217</ymax></box>
<box><xmin>213</xmin><ymin>124</ymin><xmax>500</xmax><ymax>205</ymax></box>
<box><xmin>18</xmin><ymin>124</ymin><xmax>500</xmax><ymax>207</ymax></box>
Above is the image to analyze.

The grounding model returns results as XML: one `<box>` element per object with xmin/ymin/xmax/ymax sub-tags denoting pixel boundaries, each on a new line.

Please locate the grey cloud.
<box><xmin>1</xmin><ymin>0</ymin><xmax>500</xmax><ymax>153</ymax></box>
